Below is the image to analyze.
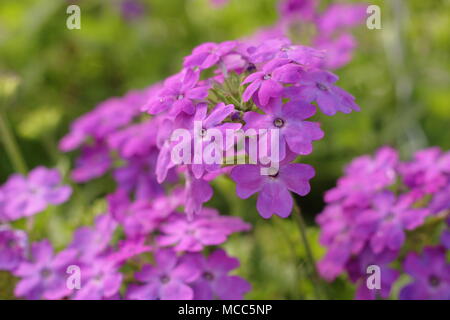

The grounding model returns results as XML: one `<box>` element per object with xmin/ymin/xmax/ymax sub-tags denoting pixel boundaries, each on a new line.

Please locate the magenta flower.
<box><xmin>314</xmin><ymin>33</ymin><xmax>357</xmax><ymax>69</ymax></box>
<box><xmin>184</xmin><ymin>41</ymin><xmax>237</xmax><ymax>70</ymax></box>
<box><xmin>191</xmin><ymin>249</ymin><xmax>251</xmax><ymax>300</ymax></box>
<box><xmin>365</xmin><ymin>191</ymin><xmax>430</xmax><ymax>254</ymax></box>
<box><xmin>175</xmin><ymin>102</ymin><xmax>241</xmax><ymax>179</ymax></box>
<box><xmin>325</xmin><ymin>146</ymin><xmax>398</xmax><ymax>207</ymax></box>
<box><xmin>69</xmin><ymin>214</ymin><xmax>117</xmax><ymax>261</ymax></box>
<box><xmin>120</xmin><ymin>0</ymin><xmax>145</xmax><ymax>21</ymax></box>
<box><xmin>127</xmin><ymin>249</ymin><xmax>200</xmax><ymax>300</ymax></box>
<box><xmin>317</xmin><ymin>4</ymin><xmax>367</xmax><ymax>36</ymax></box>
<box><xmin>243</xmin><ymin>98</ymin><xmax>323</xmax><ymax>159</ymax></box>
<box><xmin>184</xmin><ymin>172</ymin><xmax>214</xmax><ymax>217</ymax></box>
<box><xmin>346</xmin><ymin>247</ymin><xmax>400</xmax><ymax>300</ymax></box>
<box><xmin>400</xmin><ymin>246</ymin><xmax>450</xmax><ymax>300</ymax></box>
<box><xmin>429</xmin><ymin>185</ymin><xmax>450</xmax><ymax>214</ymax></box>
<box><xmin>108</xmin><ymin>190</ymin><xmax>164</xmax><ymax>239</ymax></box>
<box><xmin>108</xmin><ymin>120</ymin><xmax>158</xmax><ymax>159</ymax></box>
<box><xmin>143</xmin><ymin>69</ymin><xmax>209</xmax><ymax>116</ymax></box>
<box><xmin>399</xmin><ymin>147</ymin><xmax>450</xmax><ymax>194</ymax></box>
<box><xmin>289</xmin><ymin>69</ymin><xmax>360</xmax><ymax>116</ymax></box>
<box><xmin>0</xmin><ymin>226</ymin><xmax>28</xmax><ymax>272</ymax></box>
<box><xmin>242</xmin><ymin>58</ymin><xmax>302</xmax><ymax>106</ymax></box>
<box><xmin>14</xmin><ymin>240</ymin><xmax>77</xmax><ymax>300</ymax></box>
<box><xmin>1</xmin><ymin>166</ymin><xmax>72</xmax><ymax>221</ymax></box>
<box><xmin>157</xmin><ymin>208</ymin><xmax>250</xmax><ymax>252</ymax></box>
<box><xmin>278</xmin><ymin>0</ymin><xmax>317</xmax><ymax>21</ymax></box>
<box><xmin>72</xmin><ymin>257</ymin><xmax>123</xmax><ymax>300</ymax></box>
<box><xmin>247</xmin><ymin>38</ymin><xmax>323</xmax><ymax>66</ymax></box>
<box><xmin>231</xmin><ymin>159</ymin><xmax>315</xmax><ymax>218</ymax></box>
<box><xmin>71</xmin><ymin>143</ymin><xmax>112</xmax><ymax>183</ymax></box>
<box><xmin>59</xmin><ymin>88</ymin><xmax>148</xmax><ymax>152</ymax></box>
<box><xmin>113</xmin><ymin>151</ymin><xmax>164</xmax><ymax>200</ymax></box>
<box><xmin>316</xmin><ymin>205</ymin><xmax>374</xmax><ymax>281</ymax></box>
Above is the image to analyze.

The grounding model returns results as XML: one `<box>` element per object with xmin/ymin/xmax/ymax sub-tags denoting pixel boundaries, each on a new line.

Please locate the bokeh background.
<box><xmin>0</xmin><ymin>0</ymin><xmax>449</xmax><ymax>299</ymax></box>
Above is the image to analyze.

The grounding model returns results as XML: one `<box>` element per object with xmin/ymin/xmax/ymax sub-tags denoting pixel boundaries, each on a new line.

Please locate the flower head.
<box><xmin>1</xmin><ymin>167</ymin><xmax>72</xmax><ymax>221</ymax></box>
<box><xmin>127</xmin><ymin>249</ymin><xmax>200</xmax><ymax>300</ymax></box>
<box><xmin>191</xmin><ymin>249</ymin><xmax>251</xmax><ymax>300</ymax></box>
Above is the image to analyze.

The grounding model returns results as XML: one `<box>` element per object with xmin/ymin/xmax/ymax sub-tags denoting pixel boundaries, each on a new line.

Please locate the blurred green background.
<box><xmin>0</xmin><ymin>0</ymin><xmax>449</xmax><ymax>299</ymax></box>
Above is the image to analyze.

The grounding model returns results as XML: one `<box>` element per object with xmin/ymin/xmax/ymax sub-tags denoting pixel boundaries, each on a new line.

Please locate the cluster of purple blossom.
<box><xmin>0</xmin><ymin>165</ymin><xmax>251</xmax><ymax>299</ymax></box>
<box><xmin>56</xmin><ymin>0</ymin><xmax>363</xmax><ymax>220</ymax></box>
<box><xmin>317</xmin><ymin>147</ymin><xmax>450</xmax><ymax>300</ymax></box>
<box><xmin>0</xmin><ymin>0</ymin><xmax>367</xmax><ymax>300</ymax></box>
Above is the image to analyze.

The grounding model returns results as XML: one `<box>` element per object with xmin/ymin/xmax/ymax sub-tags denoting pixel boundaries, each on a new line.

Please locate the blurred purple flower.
<box><xmin>0</xmin><ymin>226</ymin><xmax>28</xmax><ymax>272</ymax></box>
<box><xmin>400</xmin><ymin>247</ymin><xmax>450</xmax><ymax>300</ymax></box>
<box><xmin>127</xmin><ymin>249</ymin><xmax>200</xmax><ymax>300</ymax></box>
<box><xmin>191</xmin><ymin>249</ymin><xmax>251</xmax><ymax>300</ymax></box>
<box><xmin>1</xmin><ymin>167</ymin><xmax>72</xmax><ymax>221</ymax></box>
<box><xmin>184</xmin><ymin>41</ymin><xmax>237</xmax><ymax>70</ymax></box>
<box><xmin>157</xmin><ymin>208</ymin><xmax>250</xmax><ymax>252</ymax></box>
<box><xmin>14</xmin><ymin>240</ymin><xmax>77</xmax><ymax>300</ymax></box>
<box><xmin>121</xmin><ymin>0</ymin><xmax>145</xmax><ymax>21</ymax></box>
<box><xmin>143</xmin><ymin>69</ymin><xmax>209</xmax><ymax>116</ymax></box>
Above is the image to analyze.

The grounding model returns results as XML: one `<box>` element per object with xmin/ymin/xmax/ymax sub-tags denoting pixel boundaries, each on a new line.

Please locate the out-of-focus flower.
<box><xmin>72</xmin><ymin>257</ymin><xmax>123</xmax><ymax>300</ymax></box>
<box><xmin>127</xmin><ymin>249</ymin><xmax>200</xmax><ymax>300</ymax></box>
<box><xmin>400</xmin><ymin>247</ymin><xmax>450</xmax><ymax>300</ymax></box>
<box><xmin>1</xmin><ymin>167</ymin><xmax>72</xmax><ymax>221</ymax></box>
<box><xmin>14</xmin><ymin>240</ymin><xmax>77</xmax><ymax>300</ymax></box>
<box><xmin>0</xmin><ymin>226</ymin><xmax>28</xmax><ymax>272</ymax></box>
<box><xmin>191</xmin><ymin>249</ymin><xmax>251</xmax><ymax>300</ymax></box>
<box><xmin>157</xmin><ymin>208</ymin><xmax>250</xmax><ymax>252</ymax></box>
<box><xmin>143</xmin><ymin>69</ymin><xmax>209</xmax><ymax>116</ymax></box>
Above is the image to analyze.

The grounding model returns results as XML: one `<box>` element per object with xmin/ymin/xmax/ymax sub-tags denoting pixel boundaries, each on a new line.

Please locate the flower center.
<box><xmin>160</xmin><ymin>275</ymin><xmax>170</xmax><ymax>284</ymax></box>
<box><xmin>177</xmin><ymin>94</ymin><xmax>184</xmax><ymax>100</ymax></box>
<box><xmin>316</xmin><ymin>82</ymin><xmax>328</xmax><ymax>91</ymax></box>
<box><xmin>428</xmin><ymin>275</ymin><xmax>440</xmax><ymax>287</ymax></box>
<box><xmin>263</xmin><ymin>74</ymin><xmax>272</xmax><ymax>80</ymax></box>
<box><xmin>41</xmin><ymin>268</ymin><xmax>52</xmax><ymax>279</ymax></box>
<box><xmin>273</xmin><ymin>118</ymin><xmax>285</xmax><ymax>128</ymax></box>
<box><xmin>203</xmin><ymin>271</ymin><xmax>214</xmax><ymax>281</ymax></box>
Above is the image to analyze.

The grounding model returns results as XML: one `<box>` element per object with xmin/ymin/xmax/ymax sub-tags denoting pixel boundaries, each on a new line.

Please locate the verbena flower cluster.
<box><xmin>1</xmin><ymin>0</ymin><xmax>368</xmax><ymax>300</ymax></box>
<box><xmin>317</xmin><ymin>147</ymin><xmax>450</xmax><ymax>300</ymax></box>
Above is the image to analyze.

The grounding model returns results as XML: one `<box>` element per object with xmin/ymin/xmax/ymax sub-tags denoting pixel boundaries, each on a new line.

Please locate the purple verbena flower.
<box><xmin>400</xmin><ymin>246</ymin><xmax>450</xmax><ymax>300</ymax></box>
<box><xmin>127</xmin><ymin>249</ymin><xmax>200</xmax><ymax>300</ymax></box>
<box><xmin>72</xmin><ymin>257</ymin><xmax>123</xmax><ymax>300</ymax></box>
<box><xmin>0</xmin><ymin>226</ymin><xmax>28</xmax><ymax>272</ymax></box>
<box><xmin>143</xmin><ymin>69</ymin><xmax>209</xmax><ymax>116</ymax></box>
<box><xmin>191</xmin><ymin>249</ymin><xmax>251</xmax><ymax>300</ymax></box>
<box><xmin>288</xmin><ymin>69</ymin><xmax>360</xmax><ymax>116</ymax></box>
<box><xmin>243</xmin><ymin>98</ymin><xmax>323</xmax><ymax>159</ymax></box>
<box><xmin>231</xmin><ymin>157</ymin><xmax>315</xmax><ymax>218</ymax></box>
<box><xmin>184</xmin><ymin>41</ymin><xmax>237</xmax><ymax>70</ymax></box>
<box><xmin>242</xmin><ymin>58</ymin><xmax>303</xmax><ymax>106</ymax></box>
<box><xmin>14</xmin><ymin>240</ymin><xmax>77</xmax><ymax>300</ymax></box>
<box><xmin>1</xmin><ymin>167</ymin><xmax>72</xmax><ymax>221</ymax></box>
<box><xmin>157</xmin><ymin>208</ymin><xmax>250</xmax><ymax>252</ymax></box>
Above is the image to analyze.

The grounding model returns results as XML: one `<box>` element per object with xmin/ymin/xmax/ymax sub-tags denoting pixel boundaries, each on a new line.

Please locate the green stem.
<box><xmin>292</xmin><ymin>200</ymin><xmax>325</xmax><ymax>299</ymax></box>
<box><xmin>0</xmin><ymin>108</ymin><xmax>28</xmax><ymax>174</ymax></box>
